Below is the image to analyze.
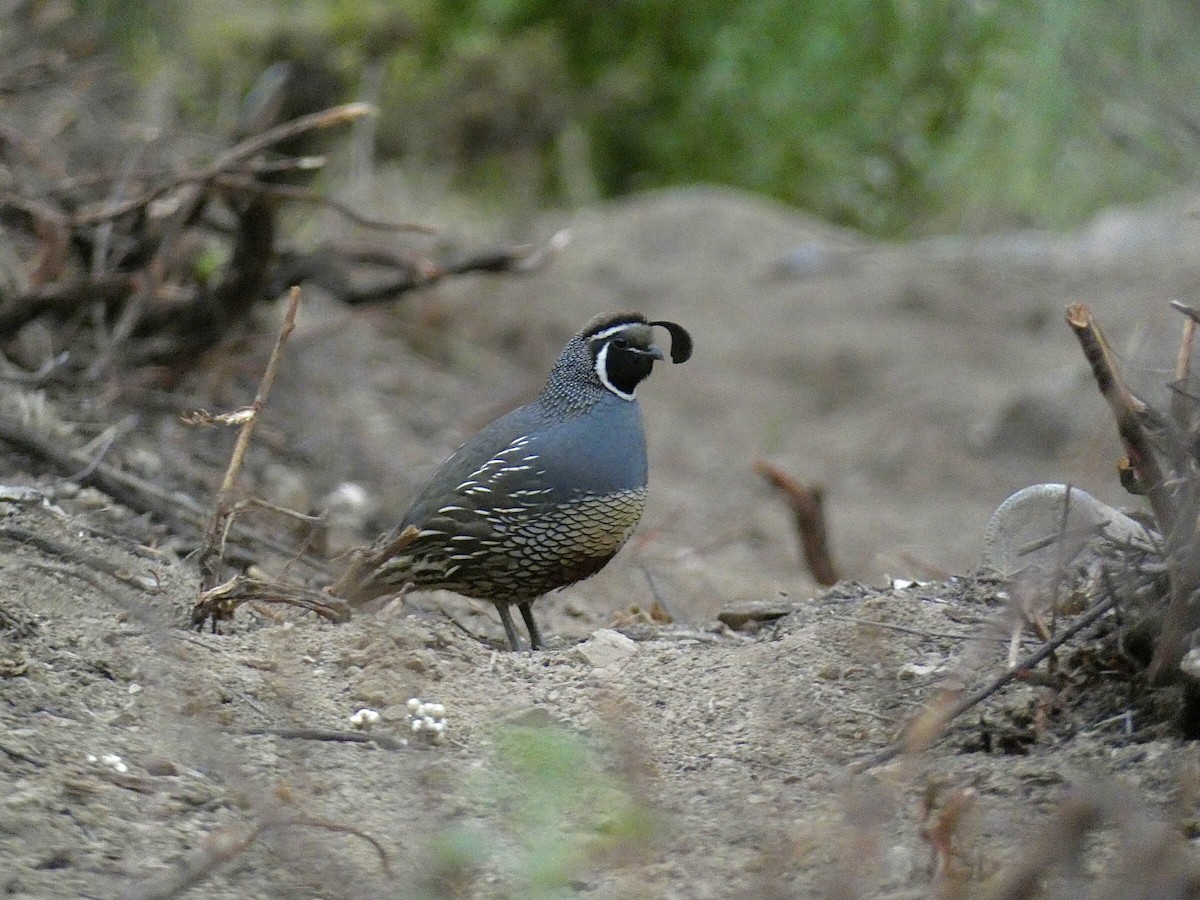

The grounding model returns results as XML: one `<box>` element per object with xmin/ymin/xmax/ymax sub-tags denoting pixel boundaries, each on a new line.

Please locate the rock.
<box><xmin>717</xmin><ymin>599</ymin><xmax>791</xmax><ymax>630</ymax></box>
<box><xmin>1180</xmin><ymin>648</ymin><xmax>1200</xmax><ymax>681</ymax></box>
<box><xmin>571</xmin><ymin>629</ymin><xmax>637</xmax><ymax>669</ymax></box>
<box><xmin>259</xmin><ymin>462</ymin><xmax>310</xmax><ymax>513</ymax></box>
<box><xmin>319</xmin><ymin>481</ymin><xmax>375</xmax><ymax>554</ymax></box>
<box><xmin>982</xmin><ymin>483</ymin><xmax>1153</xmax><ymax>578</ymax></box>
<box><xmin>144</xmin><ymin>757</ymin><xmax>179</xmax><ymax>777</ymax></box>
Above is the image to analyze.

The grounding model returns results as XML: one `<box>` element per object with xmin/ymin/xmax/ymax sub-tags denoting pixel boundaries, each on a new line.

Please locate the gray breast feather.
<box><xmin>400</xmin><ymin>391</ymin><xmax>648</xmax><ymax>541</ymax></box>
<box><xmin>524</xmin><ymin>401</ymin><xmax>648</xmax><ymax>500</ymax></box>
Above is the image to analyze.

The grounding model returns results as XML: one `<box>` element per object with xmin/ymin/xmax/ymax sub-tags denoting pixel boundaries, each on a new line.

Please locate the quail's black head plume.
<box><xmin>332</xmin><ymin>311</ymin><xmax>692</xmax><ymax>650</ymax></box>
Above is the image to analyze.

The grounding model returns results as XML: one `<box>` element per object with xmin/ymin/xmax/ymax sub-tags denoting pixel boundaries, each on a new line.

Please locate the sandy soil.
<box><xmin>4</xmin><ymin>185</ymin><xmax>1200</xmax><ymax>898</ymax></box>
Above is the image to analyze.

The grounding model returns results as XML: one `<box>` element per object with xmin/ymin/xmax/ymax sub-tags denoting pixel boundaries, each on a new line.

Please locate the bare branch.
<box><xmin>1065</xmin><ymin>304</ymin><xmax>1174</xmax><ymax>529</ymax></box>
<box><xmin>0</xmin><ymin>412</ymin><xmax>331</xmax><ymax>575</ymax></box>
<box><xmin>212</xmin><ymin>174</ymin><xmax>437</xmax><ymax>233</ymax></box>
<box><xmin>70</xmin><ymin>103</ymin><xmax>377</xmax><ymax>227</ymax></box>
<box><xmin>193</xmin><ymin>286</ymin><xmax>301</xmax><ymax>624</ymax></box>
<box><xmin>752</xmin><ymin>456</ymin><xmax>840</xmax><ymax>585</ymax></box>
<box><xmin>852</xmin><ymin>590</ymin><xmax>1120</xmax><ymax>772</ymax></box>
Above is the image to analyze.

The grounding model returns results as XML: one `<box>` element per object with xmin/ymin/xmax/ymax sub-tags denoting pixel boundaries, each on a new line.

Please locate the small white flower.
<box><xmin>99</xmin><ymin>754</ymin><xmax>128</xmax><ymax>773</ymax></box>
<box><xmin>405</xmin><ymin>697</ymin><xmax>447</xmax><ymax>743</ymax></box>
<box><xmin>349</xmin><ymin>708</ymin><xmax>380</xmax><ymax>729</ymax></box>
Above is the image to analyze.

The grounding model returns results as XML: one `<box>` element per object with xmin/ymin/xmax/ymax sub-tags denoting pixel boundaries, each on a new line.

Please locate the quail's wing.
<box><xmin>398</xmin><ymin>405</ymin><xmax>558</xmax><ymax>534</ymax></box>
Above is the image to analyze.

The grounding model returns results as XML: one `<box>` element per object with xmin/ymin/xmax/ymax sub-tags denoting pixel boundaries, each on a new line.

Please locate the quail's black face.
<box><xmin>588</xmin><ymin>322</ymin><xmax>660</xmax><ymax>399</ymax></box>
<box><xmin>584</xmin><ymin>316</ymin><xmax>693</xmax><ymax>400</ymax></box>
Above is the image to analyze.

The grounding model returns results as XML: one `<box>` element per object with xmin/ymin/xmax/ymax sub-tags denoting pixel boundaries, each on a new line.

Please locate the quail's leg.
<box><xmin>496</xmin><ymin>603</ymin><xmax>525</xmax><ymax>651</ymax></box>
<box><xmin>518</xmin><ymin>601</ymin><xmax>545</xmax><ymax>650</ymax></box>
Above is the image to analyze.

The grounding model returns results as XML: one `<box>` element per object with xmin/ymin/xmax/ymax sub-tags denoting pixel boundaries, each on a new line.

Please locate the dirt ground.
<box><xmin>5</xmin><ymin>184</ymin><xmax>1200</xmax><ymax>898</ymax></box>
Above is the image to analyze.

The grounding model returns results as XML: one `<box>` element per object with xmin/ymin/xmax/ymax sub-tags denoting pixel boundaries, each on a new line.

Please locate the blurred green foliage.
<box><xmin>418</xmin><ymin>723</ymin><xmax>658</xmax><ymax>899</ymax></box>
<box><xmin>76</xmin><ymin>0</ymin><xmax>1200</xmax><ymax>234</ymax></box>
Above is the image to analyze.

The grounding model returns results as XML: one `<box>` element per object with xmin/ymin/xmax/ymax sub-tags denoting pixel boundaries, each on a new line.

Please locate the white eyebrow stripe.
<box><xmin>587</xmin><ymin>323</ymin><xmax>641</xmax><ymax>342</ymax></box>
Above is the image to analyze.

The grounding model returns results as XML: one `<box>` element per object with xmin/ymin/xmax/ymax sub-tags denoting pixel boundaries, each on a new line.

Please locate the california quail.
<box><xmin>332</xmin><ymin>311</ymin><xmax>692</xmax><ymax>650</ymax></box>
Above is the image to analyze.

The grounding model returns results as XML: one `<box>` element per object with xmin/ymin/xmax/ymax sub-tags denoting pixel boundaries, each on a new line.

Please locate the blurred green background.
<box><xmin>78</xmin><ymin>0</ymin><xmax>1200</xmax><ymax>236</ymax></box>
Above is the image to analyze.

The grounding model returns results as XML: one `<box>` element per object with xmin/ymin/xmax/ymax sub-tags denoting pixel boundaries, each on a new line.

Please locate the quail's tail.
<box><xmin>328</xmin><ymin>525</ymin><xmax>420</xmax><ymax>607</ymax></box>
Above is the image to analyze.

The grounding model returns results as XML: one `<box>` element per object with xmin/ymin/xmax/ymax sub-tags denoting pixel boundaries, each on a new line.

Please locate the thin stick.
<box><xmin>338</xmin><ymin>238</ymin><xmax>565</xmax><ymax>305</ymax></box>
<box><xmin>0</xmin><ymin>272</ymin><xmax>138</xmax><ymax>333</ymax></box>
<box><xmin>212</xmin><ymin>174</ymin><xmax>437</xmax><ymax>233</ymax></box>
<box><xmin>228</xmin><ymin>726</ymin><xmax>409</xmax><ymax>751</ymax></box>
<box><xmin>1172</xmin><ymin>307</ymin><xmax>1196</xmax><ymax>427</ymax></box>
<box><xmin>71</xmin><ymin>104</ymin><xmax>379</xmax><ymax>227</ymax></box>
<box><xmin>0</xmin><ymin>741</ymin><xmax>46</xmax><ymax>768</ymax></box>
<box><xmin>193</xmin><ymin>574</ymin><xmax>350</xmax><ymax>624</ymax></box>
<box><xmin>850</xmin><ymin>591</ymin><xmax>1120</xmax><ymax>772</ymax></box>
<box><xmin>267</xmin><ymin>816</ymin><xmax>391</xmax><ymax>876</ymax></box>
<box><xmin>0</xmin><ymin>412</ymin><xmax>330</xmax><ymax>573</ymax></box>
<box><xmin>826</xmin><ymin>614</ymin><xmax>1033</xmax><ymax>644</ymax></box>
<box><xmin>125</xmin><ymin>825</ymin><xmax>265</xmax><ymax>900</ymax></box>
<box><xmin>0</xmin><ymin>524</ymin><xmax>158</xmax><ymax>589</ymax></box>
<box><xmin>1171</xmin><ymin>301</ymin><xmax>1200</xmax><ymax>456</ymax></box>
<box><xmin>195</xmin><ymin>287</ymin><xmax>300</xmax><ymax>600</ymax></box>
<box><xmin>125</xmin><ymin>813</ymin><xmax>390</xmax><ymax>900</ymax></box>
<box><xmin>1043</xmin><ymin>484</ymin><xmax>1075</xmax><ymax>674</ymax></box>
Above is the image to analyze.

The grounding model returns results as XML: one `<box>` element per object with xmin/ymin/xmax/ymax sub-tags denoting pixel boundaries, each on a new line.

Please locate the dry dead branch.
<box><xmin>0</xmin><ymin>524</ymin><xmax>157</xmax><ymax>590</ymax></box>
<box><xmin>979</xmin><ymin>790</ymin><xmax>1103</xmax><ymax>900</ymax></box>
<box><xmin>187</xmin><ymin>287</ymin><xmax>344</xmax><ymax>629</ymax></box>
<box><xmin>1065</xmin><ymin>304</ymin><xmax>1174</xmax><ymax>530</ymax></box>
<box><xmin>853</xmin><ymin>590</ymin><xmax>1120</xmax><ymax>772</ymax></box>
<box><xmin>194</xmin><ymin>286</ymin><xmax>299</xmax><ymax>594</ymax></box>
<box><xmin>752</xmin><ymin>456</ymin><xmax>840</xmax><ymax>585</ymax></box>
<box><xmin>227</xmin><ymin>726</ymin><xmax>409</xmax><ymax>751</ymax></box>
<box><xmin>126</xmin><ymin>812</ymin><xmax>390</xmax><ymax>900</ymax></box>
<box><xmin>125</xmin><ymin>823</ymin><xmax>266</xmax><ymax>900</ymax></box>
<box><xmin>0</xmin><ymin>413</ymin><xmax>330</xmax><ymax>576</ymax></box>
<box><xmin>193</xmin><ymin>574</ymin><xmax>349</xmax><ymax>627</ymax></box>
<box><xmin>0</xmin><ymin>96</ymin><xmax>447</xmax><ymax>375</ymax></box>
<box><xmin>334</xmin><ymin>229</ymin><xmax>572</xmax><ymax>306</ymax></box>
<box><xmin>68</xmin><ymin>103</ymin><xmax>376</xmax><ymax>228</ymax></box>
<box><xmin>1171</xmin><ymin>302</ymin><xmax>1196</xmax><ymax>429</ymax></box>
<box><xmin>918</xmin><ymin>782</ymin><xmax>979</xmax><ymax>883</ymax></box>
<box><xmin>1066</xmin><ymin>303</ymin><xmax>1200</xmax><ymax>684</ymax></box>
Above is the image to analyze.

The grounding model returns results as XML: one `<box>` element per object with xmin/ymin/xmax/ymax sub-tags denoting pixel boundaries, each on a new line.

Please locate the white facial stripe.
<box><xmin>594</xmin><ymin>342</ymin><xmax>636</xmax><ymax>401</ymax></box>
<box><xmin>588</xmin><ymin>323</ymin><xmax>639</xmax><ymax>343</ymax></box>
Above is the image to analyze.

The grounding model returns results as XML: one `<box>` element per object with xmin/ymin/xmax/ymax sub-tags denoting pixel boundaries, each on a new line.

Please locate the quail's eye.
<box><xmin>612</xmin><ymin>336</ymin><xmax>630</xmax><ymax>349</ymax></box>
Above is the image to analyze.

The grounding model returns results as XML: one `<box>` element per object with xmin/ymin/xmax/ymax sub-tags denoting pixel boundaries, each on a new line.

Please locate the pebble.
<box><xmin>717</xmin><ymin>600</ymin><xmax>791</xmax><ymax>631</ymax></box>
<box><xmin>982</xmin><ymin>483</ymin><xmax>1152</xmax><ymax>577</ymax></box>
<box><xmin>144</xmin><ymin>757</ymin><xmax>179</xmax><ymax>777</ymax></box>
<box><xmin>571</xmin><ymin>629</ymin><xmax>637</xmax><ymax>669</ymax></box>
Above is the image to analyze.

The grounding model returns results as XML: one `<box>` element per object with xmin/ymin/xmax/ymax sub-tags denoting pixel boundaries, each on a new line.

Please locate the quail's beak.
<box><xmin>641</xmin><ymin>344</ymin><xmax>665</xmax><ymax>361</ymax></box>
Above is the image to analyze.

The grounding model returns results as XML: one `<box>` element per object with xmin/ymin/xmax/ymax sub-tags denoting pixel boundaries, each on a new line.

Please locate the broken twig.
<box><xmin>753</xmin><ymin>456</ymin><xmax>839</xmax><ymax>585</ymax></box>
<box><xmin>0</xmin><ymin>412</ymin><xmax>328</xmax><ymax>572</ymax></box>
<box><xmin>1065</xmin><ymin>304</ymin><xmax>1173</xmax><ymax>530</ymax></box>
<box><xmin>192</xmin><ymin>286</ymin><xmax>301</xmax><ymax>627</ymax></box>
<box><xmin>194</xmin><ymin>574</ymin><xmax>350</xmax><ymax>626</ymax></box>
